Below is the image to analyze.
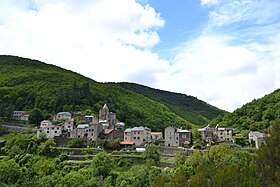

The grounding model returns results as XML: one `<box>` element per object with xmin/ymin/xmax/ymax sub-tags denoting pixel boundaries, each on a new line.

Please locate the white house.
<box><xmin>11</xmin><ymin>111</ymin><xmax>29</xmax><ymax>121</ymax></box>
<box><xmin>249</xmin><ymin>131</ymin><xmax>266</xmax><ymax>148</ymax></box>
<box><xmin>37</xmin><ymin>120</ymin><xmax>62</xmax><ymax>138</ymax></box>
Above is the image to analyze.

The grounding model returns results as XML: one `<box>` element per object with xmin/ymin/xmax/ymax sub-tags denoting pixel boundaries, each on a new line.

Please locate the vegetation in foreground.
<box><xmin>0</xmin><ymin>120</ymin><xmax>279</xmax><ymax>186</ymax></box>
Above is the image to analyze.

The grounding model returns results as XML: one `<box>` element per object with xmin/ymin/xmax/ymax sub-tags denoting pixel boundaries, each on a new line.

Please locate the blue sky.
<box><xmin>141</xmin><ymin>0</ymin><xmax>209</xmax><ymax>59</ymax></box>
<box><xmin>0</xmin><ymin>0</ymin><xmax>279</xmax><ymax>111</ymax></box>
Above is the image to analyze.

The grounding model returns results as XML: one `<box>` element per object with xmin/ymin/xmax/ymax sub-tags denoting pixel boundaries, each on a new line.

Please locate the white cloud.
<box><xmin>1</xmin><ymin>0</ymin><xmax>279</xmax><ymax>113</ymax></box>
<box><xmin>157</xmin><ymin>0</ymin><xmax>280</xmax><ymax>111</ymax></box>
<box><xmin>201</xmin><ymin>0</ymin><xmax>218</xmax><ymax>6</ymax></box>
<box><xmin>0</xmin><ymin>0</ymin><xmax>166</xmax><ymax>86</ymax></box>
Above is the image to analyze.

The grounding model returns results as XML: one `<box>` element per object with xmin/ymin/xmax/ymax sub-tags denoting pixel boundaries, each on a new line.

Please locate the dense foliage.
<box><xmin>0</xmin><ymin>119</ymin><xmax>279</xmax><ymax>186</ymax></box>
<box><xmin>115</xmin><ymin>82</ymin><xmax>227</xmax><ymax>126</ymax></box>
<box><xmin>211</xmin><ymin>89</ymin><xmax>280</xmax><ymax>131</ymax></box>
<box><xmin>0</xmin><ymin>55</ymin><xmax>222</xmax><ymax>131</ymax></box>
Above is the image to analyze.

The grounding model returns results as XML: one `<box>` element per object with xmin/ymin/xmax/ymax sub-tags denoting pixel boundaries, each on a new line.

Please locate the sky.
<box><xmin>0</xmin><ymin>0</ymin><xmax>280</xmax><ymax>112</ymax></box>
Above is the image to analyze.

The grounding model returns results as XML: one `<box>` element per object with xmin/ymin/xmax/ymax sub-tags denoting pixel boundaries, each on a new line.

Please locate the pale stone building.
<box><xmin>11</xmin><ymin>111</ymin><xmax>29</xmax><ymax>121</ymax></box>
<box><xmin>198</xmin><ymin>125</ymin><xmax>234</xmax><ymax>146</ymax></box>
<box><xmin>53</xmin><ymin>112</ymin><xmax>72</xmax><ymax>121</ymax></box>
<box><xmin>37</xmin><ymin>120</ymin><xmax>62</xmax><ymax>138</ymax></box>
<box><xmin>249</xmin><ymin>131</ymin><xmax>266</xmax><ymax>148</ymax></box>
<box><xmin>198</xmin><ymin>125</ymin><xmax>214</xmax><ymax>146</ymax></box>
<box><xmin>60</xmin><ymin>118</ymin><xmax>74</xmax><ymax>132</ymax></box>
<box><xmin>164</xmin><ymin>126</ymin><xmax>192</xmax><ymax>147</ymax></box>
<box><xmin>99</xmin><ymin>104</ymin><xmax>116</xmax><ymax>129</ymax></box>
<box><xmin>151</xmin><ymin>132</ymin><xmax>163</xmax><ymax>141</ymax></box>
<box><xmin>70</xmin><ymin>120</ymin><xmax>102</xmax><ymax>141</ymax></box>
<box><xmin>216</xmin><ymin>127</ymin><xmax>234</xmax><ymax>142</ymax></box>
<box><xmin>124</xmin><ymin>126</ymin><xmax>151</xmax><ymax>147</ymax></box>
<box><xmin>99</xmin><ymin>104</ymin><xmax>109</xmax><ymax>121</ymax></box>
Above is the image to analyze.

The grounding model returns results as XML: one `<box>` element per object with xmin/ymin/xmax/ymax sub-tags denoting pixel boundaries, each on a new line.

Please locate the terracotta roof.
<box><xmin>120</xmin><ymin>141</ymin><xmax>135</xmax><ymax>145</ymax></box>
<box><xmin>104</xmin><ymin>128</ymin><xmax>114</xmax><ymax>134</ymax></box>
<box><xmin>151</xmin><ymin>132</ymin><xmax>162</xmax><ymax>135</ymax></box>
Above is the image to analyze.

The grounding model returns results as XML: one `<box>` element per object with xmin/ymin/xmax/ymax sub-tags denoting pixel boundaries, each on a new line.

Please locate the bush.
<box><xmin>67</xmin><ymin>138</ymin><xmax>86</xmax><ymax>148</ymax></box>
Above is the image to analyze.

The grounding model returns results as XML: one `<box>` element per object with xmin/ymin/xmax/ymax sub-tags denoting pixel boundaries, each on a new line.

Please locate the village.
<box><xmin>10</xmin><ymin>104</ymin><xmax>266</xmax><ymax>150</ymax></box>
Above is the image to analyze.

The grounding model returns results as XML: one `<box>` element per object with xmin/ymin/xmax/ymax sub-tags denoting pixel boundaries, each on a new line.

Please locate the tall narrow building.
<box><xmin>99</xmin><ymin>103</ymin><xmax>109</xmax><ymax>120</ymax></box>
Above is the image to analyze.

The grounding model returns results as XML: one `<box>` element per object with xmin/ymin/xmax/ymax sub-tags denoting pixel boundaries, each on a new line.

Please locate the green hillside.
<box><xmin>0</xmin><ymin>55</ymin><xmax>224</xmax><ymax>130</ymax></box>
<box><xmin>113</xmin><ymin>82</ymin><xmax>227</xmax><ymax>126</ymax></box>
<box><xmin>211</xmin><ymin>89</ymin><xmax>280</xmax><ymax>131</ymax></box>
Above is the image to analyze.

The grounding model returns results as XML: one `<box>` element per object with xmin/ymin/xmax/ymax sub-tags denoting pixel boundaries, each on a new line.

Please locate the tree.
<box><xmin>192</xmin><ymin>129</ymin><xmax>202</xmax><ymax>148</ymax></box>
<box><xmin>29</xmin><ymin>108</ymin><xmax>44</xmax><ymax>127</ymax></box>
<box><xmin>144</xmin><ymin>144</ymin><xmax>161</xmax><ymax>164</ymax></box>
<box><xmin>92</xmin><ymin>152</ymin><xmax>113</xmax><ymax>179</ymax></box>
<box><xmin>67</xmin><ymin>138</ymin><xmax>86</xmax><ymax>148</ymax></box>
<box><xmin>255</xmin><ymin>119</ymin><xmax>280</xmax><ymax>186</ymax></box>
<box><xmin>0</xmin><ymin>159</ymin><xmax>22</xmax><ymax>185</ymax></box>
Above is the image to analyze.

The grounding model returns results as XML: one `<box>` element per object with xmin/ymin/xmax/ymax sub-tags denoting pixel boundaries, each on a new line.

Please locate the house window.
<box><xmin>47</xmin><ymin>131</ymin><xmax>49</xmax><ymax>133</ymax></box>
<box><xmin>55</xmin><ymin>131</ymin><xmax>57</xmax><ymax>133</ymax></box>
<box><xmin>134</xmin><ymin>132</ymin><xmax>136</xmax><ymax>134</ymax></box>
<box><xmin>52</xmin><ymin>127</ymin><xmax>54</xmax><ymax>130</ymax></box>
<box><xmin>138</xmin><ymin>137</ymin><xmax>140</xmax><ymax>139</ymax></box>
<box><xmin>125</xmin><ymin>132</ymin><xmax>127</xmax><ymax>135</ymax></box>
<box><xmin>57</xmin><ymin>127</ymin><xmax>59</xmax><ymax>130</ymax></box>
<box><xmin>138</xmin><ymin>132</ymin><xmax>140</xmax><ymax>134</ymax></box>
<box><xmin>134</xmin><ymin>137</ymin><xmax>136</xmax><ymax>140</ymax></box>
<box><xmin>125</xmin><ymin>137</ymin><xmax>127</xmax><ymax>140</ymax></box>
<box><xmin>68</xmin><ymin>126</ymin><xmax>70</xmax><ymax>128</ymax></box>
<box><xmin>143</xmin><ymin>139</ymin><xmax>145</xmax><ymax>141</ymax></box>
<box><xmin>170</xmin><ymin>137</ymin><xmax>172</xmax><ymax>139</ymax></box>
<box><xmin>176</xmin><ymin>137</ymin><xmax>178</xmax><ymax>140</ymax></box>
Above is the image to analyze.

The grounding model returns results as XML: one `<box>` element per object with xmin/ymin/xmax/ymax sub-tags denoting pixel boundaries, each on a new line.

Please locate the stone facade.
<box><xmin>198</xmin><ymin>125</ymin><xmax>234</xmax><ymax>146</ymax></box>
<box><xmin>11</xmin><ymin>111</ymin><xmax>29</xmax><ymax>121</ymax></box>
<box><xmin>124</xmin><ymin>127</ymin><xmax>151</xmax><ymax>147</ymax></box>
<box><xmin>53</xmin><ymin>112</ymin><xmax>72</xmax><ymax>121</ymax></box>
<box><xmin>70</xmin><ymin>121</ymin><xmax>102</xmax><ymax>141</ymax></box>
<box><xmin>164</xmin><ymin>126</ymin><xmax>192</xmax><ymax>147</ymax></box>
<box><xmin>99</xmin><ymin>104</ymin><xmax>109</xmax><ymax>120</ymax></box>
<box><xmin>37</xmin><ymin>120</ymin><xmax>62</xmax><ymax>138</ymax></box>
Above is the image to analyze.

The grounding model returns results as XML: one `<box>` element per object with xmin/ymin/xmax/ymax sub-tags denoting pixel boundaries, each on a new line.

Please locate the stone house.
<box><xmin>37</xmin><ymin>120</ymin><xmax>62</xmax><ymax>138</ymax></box>
<box><xmin>216</xmin><ymin>127</ymin><xmax>234</xmax><ymax>142</ymax></box>
<box><xmin>70</xmin><ymin>121</ymin><xmax>102</xmax><ymax>141</ymax></box>
<box><xmin>11</xmin><ymin>111</ymin><xmax>29</xmax><ymax>121</ymax></box>
<box><xmin>124</xmin><ymin>126</ymin><xmax>151</xmax><ymax>147</ymax></box>
<box><xmin>60</xmin><ymin>118</ymin><xmax>74</xmax><ymax>133</ymax></box>
<box><xmin>151</xmin><ymin>132</ymin><xmax>163</xmax><ymax>141</ymax></box>
<box><xmin>198</xmin><ymin>125</ymin><xmax>234</xmax><ymax>146</ymax></box>
<box><xmin>249</xmin><ymin>131</ymin><xmax>266</xmax><ymax>148</ymax></box>
<box><xmin>164</xmin><ymin>126</ymin><xmax>192</xmax><ymax>147</ymax></box>
<box><xmin>85</xmin><ymin>115</ymin><xmax>94</xmax><ymax>122</ymax></box>
<box><xmin>53</xmin><ymin>112</ymin><xmax>72</xmax><ymax>121</ymax></box>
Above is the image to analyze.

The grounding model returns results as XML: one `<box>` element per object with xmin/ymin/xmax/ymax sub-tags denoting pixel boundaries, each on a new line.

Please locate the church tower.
<box><xmin>99</xmin><ymin>103</ymin><xmax>109</xmax><ymax>121</ymax></box>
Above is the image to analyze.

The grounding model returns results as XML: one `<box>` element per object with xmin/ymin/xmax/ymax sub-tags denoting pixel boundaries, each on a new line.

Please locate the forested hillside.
<box><xmin>0</xmin><ymin>55</ymin><xmax>224</xmax><ymax>130</ymax></box>
<box><xmin>114</xmin><ymin>82</ymin><xmax>227</xmax><ymax>126</ymax></box>
<box><xmin>211</xmin><ymin>89</ymin><xmax>280</xmax><ymax>131</ymax></box>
